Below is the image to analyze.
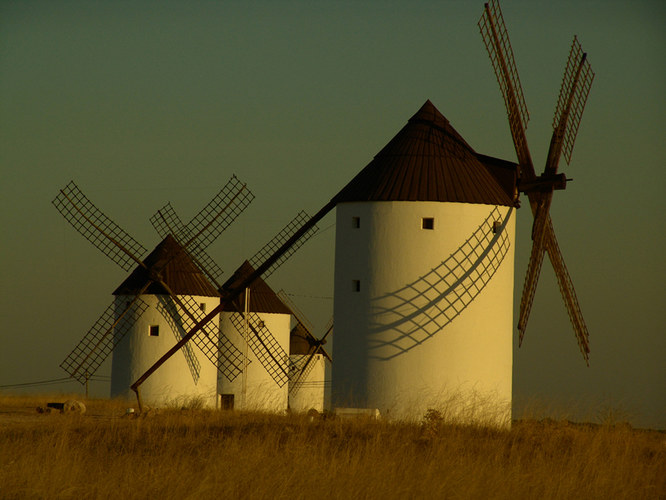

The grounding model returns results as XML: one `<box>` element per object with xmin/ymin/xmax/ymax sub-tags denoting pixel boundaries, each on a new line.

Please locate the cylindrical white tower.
<box><xmin>110</xmin><ymin>235</ymin><xmax>221</xmax><ymax>408</ymax></box>
<box><xmin>111</xmin><ymin>294</ymin><xmax>220</xmax><ymax>408</ymax></box>
<box><xmin>332</xmin><ymin>101</ymin><xmax>518</xmax><ymax>426</ymax></box>
<box><xmin>218</xmin><ymin>261</ymin><xmax>292</xmax><ymax>413</ymax></box>
<box><xmin>288</xmin><ymin>354</ymin><xmax>327</xmax><ymax>413</ymax></box>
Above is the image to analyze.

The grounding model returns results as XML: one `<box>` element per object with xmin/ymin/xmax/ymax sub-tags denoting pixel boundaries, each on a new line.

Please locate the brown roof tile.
<box><xmin>113</xmin><ymin>235</ymin><xmax>219</xmax><ymax>297</ymax></box>
<box><xmin>220</xmin><ymin>261</ymin><xmax>292</xmax><ymax>315</ymax></box>
<box><xmin>333</xmin><ymin>100</ymin><xmax>517</xmax><ymax>206</ymax></box>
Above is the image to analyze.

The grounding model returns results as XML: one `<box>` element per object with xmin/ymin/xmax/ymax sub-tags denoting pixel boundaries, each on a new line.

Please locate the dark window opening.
<box><xmin>422</xmin><ymin>217</ymin><xmax>435</xmax><ymax>230</ymax></box>
<box><xmin>352</xmin><ymin>216</ymin><xmax>360</xmax><ymax>228</ymax></box>
<box><xmin>220</xmin><ymin>394</ymin><xmax>234</xmax><ymax>410</ymax></box>
<box><xmin>149</xmin><ymin>325</ymin><xmax>160</xmax><ymax>337</ymax></box>
<box><xmin>352</xmin><ymin>280</ymin><xmax>361</xmax><ymax>292</ymax></box>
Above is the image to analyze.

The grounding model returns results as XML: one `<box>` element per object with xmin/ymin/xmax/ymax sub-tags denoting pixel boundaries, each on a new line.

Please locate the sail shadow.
<box><xmin>368</xmin><ymin>207</ymin><xmax>512</xmax><ymax>360</ymax></box>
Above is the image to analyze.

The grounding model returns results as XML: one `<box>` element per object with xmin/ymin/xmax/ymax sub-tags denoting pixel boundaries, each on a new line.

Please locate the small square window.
<box><xmin>352</xmin><ymin>216</ymin><xmax>360</xmax><ymax>228</ymax></box>
<box><xmin>149</xmin><ymin>325</ymin><xmax>160</xmax><ymax>337</ymax></box>
<box><xmin>492</xmin><ymin>221</ymin><xmax>501</xmax><ymax>234</ymax></box>
<box><xmin>352</xmin><ymin>280</ymin><xmax>361</xmax><ymax>292</ymax></box>
<box><xmin>422</xmin><ymin>217</ymin><xmax>435</xmax><ymax>230</ymax></box>
<box><xmin>200</xmin><ymin>302</ymin><xmax>206</xmax><ymax>313</ymax></box>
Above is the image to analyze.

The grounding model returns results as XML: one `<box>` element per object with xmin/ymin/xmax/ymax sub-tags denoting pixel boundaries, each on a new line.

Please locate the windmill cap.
<box><xmin>113</xmin><ymin>235</ymin><xmax>219</xmax><ymax>297</ymax></box>
<box><xmin>220</xmin><ymin>260</ymin><xmax>292</xmax><ymax>314</ymax></box>
<box><xmin>331</xmin><ymin>99</ymin><xmax>517</xmax><ymax>206</ymax></box>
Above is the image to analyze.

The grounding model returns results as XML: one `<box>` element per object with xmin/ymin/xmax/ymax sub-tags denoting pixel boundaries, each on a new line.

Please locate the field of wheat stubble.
<box><xmin>0</xmin><ymin>394</ymin><xmax>664</xmax><ymax>499</ymax></box>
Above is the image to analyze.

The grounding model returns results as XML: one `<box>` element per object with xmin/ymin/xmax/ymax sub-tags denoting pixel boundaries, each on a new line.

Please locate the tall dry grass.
<box><xmin>0</xmin><ymin>394</ymin><xmax>663</xmax><ymax>499</ymax></box>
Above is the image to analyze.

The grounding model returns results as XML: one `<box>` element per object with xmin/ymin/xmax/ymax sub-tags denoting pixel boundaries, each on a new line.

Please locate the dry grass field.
<box><xmin>0</xmin><ymin>394</ymin><xmax>664</xmax><ymax>499</ymax></box>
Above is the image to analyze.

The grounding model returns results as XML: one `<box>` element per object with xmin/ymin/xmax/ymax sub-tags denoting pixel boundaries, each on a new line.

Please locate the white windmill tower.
<box><xmin>278</xmin><ymin>290</ymin><xmax>332</xmax><ymax>413</ymax></box>
<box><xmin>330</xmin><ymin>0</ymin><xmax>594</xmax><ymax>426</ymax></box>
<box><xmin>110</xmin><ymin>235</ymin><xmax>221</xmax><ymax>407</ymax></box>
<box><xmin>217</xmin><ymin>261</ymin><xmax>293</xmax><ymax>413</ymax></box>
<box><xmin>331</xmin><ymin>100</ymin><xmax>518</xmax><ymax>425</ymax></box>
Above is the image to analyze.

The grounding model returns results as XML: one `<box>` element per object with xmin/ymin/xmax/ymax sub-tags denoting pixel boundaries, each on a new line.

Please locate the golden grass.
<box><xmin>0</xmin><ymin>394</ymin><xmax>664</xmax><ymax>499</ymax></box>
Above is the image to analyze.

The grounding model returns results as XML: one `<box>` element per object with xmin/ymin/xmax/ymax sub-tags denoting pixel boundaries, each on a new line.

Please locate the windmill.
<box><xmin>329</xmin><ymin>100</ymin><xmax>519</xmax><ymax>424</ymax></box>
<box><xmin>327</xmin><ymin>1</ymin><xmax>594</xmax><ymax>425</ymax></box>
<box><xmin>479</xmin><ymin>0</ymin><xmax>593</xmax><ymax>359</ymax></box>
<box><xmin>54</xmin><ymin>176</ymin><xmax>259</xmax><ymax>407</ymax></box>
<box><xmin>278</xmin><ymin>290</ymin><xmax>332</xmax><ymax>413</ymax></box>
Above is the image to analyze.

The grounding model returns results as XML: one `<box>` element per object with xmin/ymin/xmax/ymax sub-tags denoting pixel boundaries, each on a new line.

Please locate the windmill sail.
<box><xmin>479</xmin><ymin>0</ymin><xmax>592</xmax><ymax>363</ymax></box>
<box><xmin>229</xmin><ymin>311</ymin><xmax>289</xmax><ymax>387</ymax></box>
<box><xmin>53</xmin><ymin>181</ymin><xmax>147</xmax><ymax>271</ymax></box>
<box><xmin>248</xmin><ymin>210</ymin><xmax>319</xmax><ymax>281</ymax></box>
<box><xmin>60</xmin><ymin>298</ymin><xmax>149</xmax><ymax>383</ymax></box>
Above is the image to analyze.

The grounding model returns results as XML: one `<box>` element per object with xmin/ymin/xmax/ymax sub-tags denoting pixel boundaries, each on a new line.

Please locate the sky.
<box><xmin>1</xmin><ymin>0</ymin><xmax>664</xmax><ymax>428</ymax></box>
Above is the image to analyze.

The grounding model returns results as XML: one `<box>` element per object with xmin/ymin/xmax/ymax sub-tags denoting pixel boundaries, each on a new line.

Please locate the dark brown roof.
<box><xmin>289</xmin><ymin>322</ymin><xmax>332</xmax><ymax>361</ymax></box>
<box><xmin>332</xmin><ymin>100</ymin><xmax>517</xmax><ymax>206</ymax></box>
<box><xmin>289</xmin><ymin>322</ymin><xmax>313</xmax><ymax>355</ymax></box>
<box><xmin>220</xmin><ymin>261</ymin><xmax>292</xmax><ymax>314</ymax></box>
<box><xmin>113</xmin><ymin>235</ymin><xmax>219</xmax><ymax>297</ymax></box>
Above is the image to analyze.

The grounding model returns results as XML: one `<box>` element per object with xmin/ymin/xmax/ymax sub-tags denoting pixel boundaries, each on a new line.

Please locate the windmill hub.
<box><xmin>518</xmin><ymin>172</ymin><xmax>569</xmax><ymax>194</ymax></box>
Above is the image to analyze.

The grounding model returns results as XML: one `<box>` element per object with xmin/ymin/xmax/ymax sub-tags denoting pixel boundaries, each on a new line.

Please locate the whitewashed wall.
<box><xmin>332</xmin><ymin>201</ymin><xmax>516</xmax><ymax>426</ymax></box>
<box><xmin>288</xmin><ymin>353</ymin><xmax>326</xmax><ymax>413</ymax></box>
<box><xmin>111</xmin><ymin>294</ymin><xmax>220</xmax><ymax>408</ymax></box>
<box><xmin>218</xmin><ymin>312</ymin><xmax>291</xmax><ymax>413</ymax></box>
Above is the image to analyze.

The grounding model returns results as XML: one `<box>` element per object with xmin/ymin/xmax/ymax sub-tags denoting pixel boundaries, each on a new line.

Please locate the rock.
<box><xmin>62</xmin><ymin>400</ymin><xmax>86</xmax><ymax>414</ymax></box>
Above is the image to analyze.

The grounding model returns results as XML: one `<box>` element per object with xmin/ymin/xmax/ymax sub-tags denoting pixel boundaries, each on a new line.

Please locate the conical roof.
<box><xmin>332</xmin><ymin>100</ymin><xmax>516</xmax><ymax>206</ymax></box>
<box><xmin>219</xmin><ymin>261</ymin><xmax>292</xmax><ymax>314</ymax></box>
<box><xmin>289</xmin><ymin>322</ymin><xmax>314</xmax><ymax>355</ymax></box>
<box><xmin>113</xmin><ymin>234</ymin><xmax>219</xmax><ymax>297</ymax></box>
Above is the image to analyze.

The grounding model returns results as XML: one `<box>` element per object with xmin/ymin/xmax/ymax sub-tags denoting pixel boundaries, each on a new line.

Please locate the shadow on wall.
<box><xmin>156</xmin><ymin>296</ymin><xmax>202</xmax><ymax>384</ymax></box>
<box><xmin>368</xmin><ymin>207</ymin><xmax>512</xmax><ymax>360</ymax></box>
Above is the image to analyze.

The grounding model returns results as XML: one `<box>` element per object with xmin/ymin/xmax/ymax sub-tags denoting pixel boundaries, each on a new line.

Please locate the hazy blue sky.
<box><xmin>1</xmin><ymin>1</ymin><xmax>664</xmax><ymax>428</ymax></box>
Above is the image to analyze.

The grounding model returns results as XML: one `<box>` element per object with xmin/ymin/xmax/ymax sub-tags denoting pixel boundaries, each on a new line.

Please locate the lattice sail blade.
<box><xmin>162</xmin><ymin>295</ymin><xmax>246</xmax><ymax>382</ymax></box>
<box><xmin>288</xmin><ymin>322</ymin><xmax>332</xmax><ymax>392</ymax></box>
<box><xmin>478</xmin><ymin>0</ymin><xmax>534</xmax><ymax>175</ymax></box>
<box><xmin>150</xmin><ymin>202</ymin><xmax>225</xmax><ymax>289</ymax></box>
<box><xmin>218</xmin><ymin>330</ymin><xmax>247</xmax><ymax>382</ymax></box>
<box><xmin>517</xmin><ymin>195</ymin><xmax>552</xmax><ymax>343</ymax></box>
<box><xmin>249</xmin><ymin>211</ymin><xmax>319</xmax><ymax>280</ymax></box>
<box><xmin>544</xmin><ymin>222</ymin><xmax>590</xmax><ymax>364</ymax></box>
<box><xmin>188</xmin><ymin>248</ymin><xmax>225</xmax><ymax>290</ymax></box>
<box><xmin>60</xmin><ymin>298</ymin><xmax>149</xmax><ymax>383</ymax></box>
<box><xmin>277</xmin><ymin>290</ymin><xmax>314</xmax><ymax>336</ymax></box>
<box><xmin>156</xmin><ymin>296</ymin><xmax>202</xmax><ymax>384</ymax></box>
<box><xmin>229</xmin><ymin>311</ymin><xmax>289</xmax><ymax>387</ymax></box>
<box><xmin>150</xmin><ymin>202</ymin><xmax>192</xmax><ymax>242</ymax></box>
<box><xmin>552</xmin><ymin>36</ymin><xmax>595</xmax><ymax>166</ymax></box>
<box><xmin>288</xmin><ymin>354</ymin><xmax>321</xmax><ymax>394</ymax></box>
<box><xmin>278</xmin><ymin>289</ymin><xmax>331</xmax><ymax>388</ymax></box>
<box><xmin>53</xmin><ymin>181</ymin><xmax>147</xmax><ymax>272</ymax></box>
<box><xmin>183</xmin><ymin>175</ymin><xmax>255</xmax><ymax>251</ymax></box>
